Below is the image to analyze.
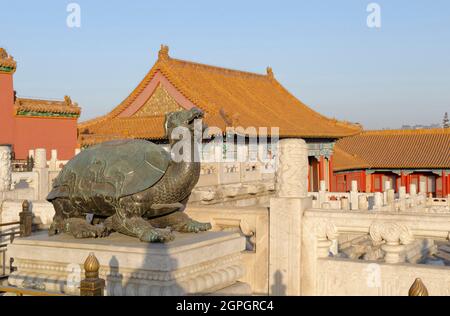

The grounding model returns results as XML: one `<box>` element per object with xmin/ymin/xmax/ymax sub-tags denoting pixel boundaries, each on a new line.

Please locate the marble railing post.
<box><xmin>409</xmin><ymin>184</ymin><xmax>417</xmax><ymax>207</ymax></box>
<box><xmin>419</xmin><ymin>181</ymin><xmax>427</xmax><ymax>196</ymax></box>
<box><xmin>33</xmin><ymin>149</ymin><xmax>49</xmax><ymax>201</ymax></box>
<box><xmin>370</xmin><ymin>222</ymin><xmax>414</xmax><ymax>264</ymax></box>
<box><xmin>49</xmin><ymin>149</ymin><xmax>58</xmax><ymax>171</ymax></box>
<box><xmin>0</xmin><ymin>146</ymin><xmax>12</xmax><ymax>192</ymax></box>
<box><xmin>383</xmin><ymin>181</ymin><xmax>391</xmax><ymax>205</ymax></box>
<box><xmin>386</xmin><ymin>189</ymin><xmax>395</xmax><ymax>205</ymax></box>
<box><xmin>318</xmin><ymin>180</ymin><xmax>326</xmax><ymax>206</ymax></box>
<box><xmin>373</xmin><ymin>192</ymin><xmax>383</xmax><ymax>210</ymax></box>
<box><xmin>270</xmin><ymin>138</ymin><xmax>311</xmax><ymax>296</ymax></box>
<box><xmin>350</xmin><ymin>180</ymin><xmax>359</xmax><ymax>210</ymax></box>
<box><xmin>358</xmin><ymin>195</ymin><xmax>369</xmax><ymax>210</ymax></box>
<box><xmin>399</xmin><ymin>186</ymin><xmax>407</xmax><ymax>211</ymax></box>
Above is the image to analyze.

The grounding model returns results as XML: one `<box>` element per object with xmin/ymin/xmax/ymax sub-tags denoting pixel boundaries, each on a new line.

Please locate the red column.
<box><xmin>307</xmin><ymin>159</ymin><xmax>311</xmax><ymax>192</ymax></box>
<box><xmin>319</xmin><ymin>156</ymin><xmax>325</xmax><ymax>181</ymax></box>
<box><xmin>400</xmin><ymin>171</ymin><xmax>407</xmax><ymax>190</ymax></box>
<box><xmin>443</xmin><ymin>171</ymin><xmax>448</xmax><ymax>197</ymax></box>
<box><xmin>329</xmin><ymin>156</ymin><xmax>334</xmax><ymax>192</ymax></box>
<box><xmin>361</xmin><ymin>171</ymin><xmax>367</xmax><ymax>193</ymax></box>
<box><xmin>408</xmin><ymin>175</ymin><xmax>411</xmax><ymax>192</ymax></box>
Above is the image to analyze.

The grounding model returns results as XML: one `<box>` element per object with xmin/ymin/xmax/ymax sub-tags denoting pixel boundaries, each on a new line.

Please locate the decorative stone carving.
<box><xmin>370</xmin><ymin>222</ymin><xmax>414</xmax><ymax>263</ymax></box>
<box><xmin>275</xmin><ymin>138</ymin><xmax>308</xmax><ymax>198</ymax></box>
<box><xmin>0</xmin><ymin>146</ymin><xmax>12</xmax><ymax>192</ymax></box>
<box><xmin>315</xmin><ymin>221</ymin><xmax>338</xmax><ymax>258</ymax></box>
<box><xmin>135</xmin><ymin>84</ymin><xmax>183</xmax><ymax>117</ymax></box>
<box><xmin>223</xmin><ymin>185</ymin><xmax>241</xmax><ymax>198</ymax></box>
<box><xmin>198</xmin><ymin>189</ymin><xmax>216</xmax><ymax>202</ymax></box>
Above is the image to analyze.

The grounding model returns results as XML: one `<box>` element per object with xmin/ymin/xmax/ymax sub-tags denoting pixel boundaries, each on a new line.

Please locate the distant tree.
<box><xmin>444</xmin><ymin>112</ymin><xmax>449</xmax><ymax>128</ymax></box>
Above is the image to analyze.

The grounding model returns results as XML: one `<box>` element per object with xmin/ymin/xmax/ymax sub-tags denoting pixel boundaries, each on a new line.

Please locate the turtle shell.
<box><xmin>47</xmin><ymin>139</ymin><xmax>170</xmax><ymax>201</ymax></box>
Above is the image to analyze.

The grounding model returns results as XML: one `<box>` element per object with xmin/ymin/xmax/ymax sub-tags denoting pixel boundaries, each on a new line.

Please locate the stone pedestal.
<box><xmin>269</xmin><ymin>197</ymin><xmax>311</xmax><ymax>296</ymax></box>
<box><xmin>269</xmin><ymin>138</ymin><xmax>310</xmax><ymax>296</ymax></box>
<box><xmin>7</xmin><ymin>231</ymin><xmax>250</xmax><ymax>296</ymax></box>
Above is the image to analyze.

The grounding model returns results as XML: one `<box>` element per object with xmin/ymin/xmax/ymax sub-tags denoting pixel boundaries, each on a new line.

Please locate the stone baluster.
<box><xmin>80</xmin><ymin>253</ymin><xmax>105</xmax><ymax>296</ymax></box>
<box><xmin>0</xmin><ymin>146</ymin><xmax>12</xmax><ymax>192</ymax></box>
<box><xmin>386</xmin><ymin>189</ymin><xmax>395</xmax><ymax>205</ymax></box>
<box><xmin>373</xmin><ymin>192</ymin><xmax>383</xmax><ymax>210</ymax></box>
<box><xmin>316</xmin><ymin>221</ymin><xmax>337</xmax><ymax>258</ymax></box>
<box><xmin>33</xmin><ymin>148</ymin><xmax>49</xmax><ymax>201</ymax></box>
<box><xmin>318</xmin><ymin>180</ymin><xmax>326</xmax><ymax>206</ymax></box>
<box><xmin>410</xmin><ymin>184</ymin><xmax>417</xmax><ymax>197</ymax></box>
<box><xmin>340</xmin><ymin>197</ymin><xmax>349</xmax><ymax>210</ymax></box>
<box><xmin>350</xmin><ymin>180</ymin><xmax>359</xmax><ymax>210</ymax></box>
<box><xmin>419</xmin><ymin>181</ymin><xmax>427</xmax><ymax>196</ymax></box>
<box><xmin>398</xmin><ymin>186</ymin><xmax>407</xmax><ymax>211</ymax></box>
<box><xmin>382</xmin><ymin>181</ymin><xmax>391</xmax><ymax>205</ymax></box>
<box><xmin>370</xmin><ymin>222</ymin><xmax>414</xmax><ymax>264</ymax></box>
<box><xmin>409</xmin><ymin>184</ymin><xmax>417</xmax><ymax>207</ymax></box>
<box><xmin>49</xmin><ymin>149</ymin><xmax>58</xmax><ymax>171</ymax></box>
<box><xmin>358</xmin><ymin>195</ymin><xmax>369</xmax><ymax>211</ymax></box>
<box><xmin>34</xmin><ymin>149</ymin><xmax>47</xmax><ymax>169</ymax></box>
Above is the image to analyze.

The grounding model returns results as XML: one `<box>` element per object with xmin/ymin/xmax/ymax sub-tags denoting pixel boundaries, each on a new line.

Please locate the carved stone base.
<box><xmin>7</xmin><ymin>231</ymin><xmax>249</xmax><ymax>296</ymax></box>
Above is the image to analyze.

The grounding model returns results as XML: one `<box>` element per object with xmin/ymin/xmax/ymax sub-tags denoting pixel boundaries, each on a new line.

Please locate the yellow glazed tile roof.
<box><xmin>334</xmin><ymin>128</ymin><xmax>450</xmax><ymax>171</ymax></box>
<box><xmin>15</xmin><ymin>96</ymin><xmax>81</xmax><ymax>117</ymax></box>
<box><xmin>79</xmin><ymin>45</ymin><xmax>361</xmax><ymax>145</ymax></box>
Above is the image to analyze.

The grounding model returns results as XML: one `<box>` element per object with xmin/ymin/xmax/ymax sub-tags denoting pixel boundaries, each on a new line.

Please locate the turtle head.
<box><xmin>165</xmin><ymin>108</ymin><xmax>205</xmax><ymax>139</ymax></box>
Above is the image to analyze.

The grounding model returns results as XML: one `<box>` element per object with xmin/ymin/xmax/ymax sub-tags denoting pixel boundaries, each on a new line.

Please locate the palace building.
<box><xmin>0</xmin><ymin>48</ymin><xmax>81</xmax><ymax>160</ymax></box>
<box><xmin>78</xmin><ymin>45</ymin><xmax>362</xmax><ymax>191</ymax></box>
<box><xmin>332</xmin><ymin>128</ymin><xmax>450</xmax><ymax>197</ymax></box>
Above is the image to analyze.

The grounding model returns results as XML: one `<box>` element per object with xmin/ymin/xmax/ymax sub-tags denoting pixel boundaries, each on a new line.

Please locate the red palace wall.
<box><xmin>0</xmin><ymin>71</ymin><xmax>78</xmax><ymax>161</ymax></box>
<box><xmin>0</xmin><ymin>73</ymin><xmax>15</xmax><ymax>145</ymax></box>
<box><xmin>13</xmin><ymin>117</ymin><xmax>78</xmax><ymax>160</ymax></box>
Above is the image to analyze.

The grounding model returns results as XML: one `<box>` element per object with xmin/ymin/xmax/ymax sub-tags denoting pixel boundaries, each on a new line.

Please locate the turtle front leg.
<box><xmin>105</xmin><ymin>212</ymin><xmax>174</xmax><ymax>243</ymax></box>
<box><xmin>150</xmin><ymin>211</ymin><xmax>212</xmax><ymax>233</ymax></box>
<box><xmin>63</xmin><ymin>218</ymin><xmax>111</xmax><ymax>239</ymax></box>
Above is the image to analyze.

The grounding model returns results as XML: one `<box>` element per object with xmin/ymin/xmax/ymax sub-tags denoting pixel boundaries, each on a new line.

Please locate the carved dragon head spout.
<box><xmin>164</xmin><ymin>108</ymin><xmax>206</xmax><ymax>141</ymax></box>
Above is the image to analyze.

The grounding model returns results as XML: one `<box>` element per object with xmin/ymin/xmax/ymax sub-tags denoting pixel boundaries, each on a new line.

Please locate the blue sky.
<box><xmin>1</xmin><ymin>0</ymin><xmax>449</xmax><ymax>129</ymax></box>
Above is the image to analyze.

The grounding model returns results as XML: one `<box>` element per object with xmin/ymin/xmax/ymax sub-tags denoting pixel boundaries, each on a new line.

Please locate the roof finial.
<box><xmin>0</xmin><ymin>48</ymin><xmax>7</xmax><ymax>59</ymax></box>
<box><xmin>266</xmin><ymin>67</ymin><xmax>274</xmax><ymax>79</ymax></box>
<box><xmin>158</xmin><ymin>44</ymin><xmax>170</xmax><ymax>60</ymax></box>
<box><xmin>0</xmin><ymin>48</ymin><xmax>17</xmax><ymax>74</ymax></box>
<box><xmin>64</xmin><ymin>95</ymin><xmax>73</xmax><ymax>106</ymax></box>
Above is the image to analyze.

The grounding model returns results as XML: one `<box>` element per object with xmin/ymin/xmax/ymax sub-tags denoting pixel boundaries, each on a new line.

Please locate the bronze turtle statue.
<box><xmin>47</xmin><ymin>108</ymin><xmax>211</xmax><ymax>242</ymax></box>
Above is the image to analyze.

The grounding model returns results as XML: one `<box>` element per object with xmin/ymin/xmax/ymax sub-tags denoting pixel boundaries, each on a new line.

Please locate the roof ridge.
<box><xmin>361</xmin><ymin>128</ymin><xmax>450</xmax><ymax>136</ymax></box>
<box><xmin>168</xmin><ymin>57</ymin><xmax>269</xmax><ymax>79</ymax></box>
